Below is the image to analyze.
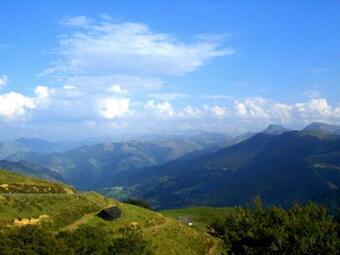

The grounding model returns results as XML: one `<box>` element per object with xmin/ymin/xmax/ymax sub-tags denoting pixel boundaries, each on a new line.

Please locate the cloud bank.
<box><xmin>0</xmin><ymin>16</ymin><xmax>339</xmax><ymax>139</ymax></box>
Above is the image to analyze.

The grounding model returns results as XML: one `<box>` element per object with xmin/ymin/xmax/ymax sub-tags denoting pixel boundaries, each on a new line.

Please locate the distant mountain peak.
<box><xmin>14</xmin><ymin>137</ymin><xmax>49</xmax><ymax>143</ymax></box>
<box><xmin>262</xmin><ymin>124</ymin><xmax>289</xmax><ymax>135</ymax></box>
<box><xmin>303</xmin><ymin>122</ymin><xmax>340</xmax><ymax>135</ymax></box>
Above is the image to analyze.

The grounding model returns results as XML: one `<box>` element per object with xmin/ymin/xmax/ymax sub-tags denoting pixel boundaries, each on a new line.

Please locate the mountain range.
<box><xmin>107</xmin><ymin>123</ymin><xmax>340</xmax><ymax>209</ymax></box>
<box><xmin>5</xmin><ymin>132</ymin><xmax>232</xmax><ymax>189</ymax></box>
<box><xmin>2</xmin><ymin>122</ymin><xmax>339</xmax><ymax>210</ymax></box>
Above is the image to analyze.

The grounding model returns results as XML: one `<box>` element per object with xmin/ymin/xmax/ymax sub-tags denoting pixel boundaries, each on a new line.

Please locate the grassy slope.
<box><xmin>0</xmin><ymin>168</ymin><xmax>75</xmax><ymax>194</ymax></box>
<box><xmin>0</xmin><ymin>168</ymin><xmax>57</xmax><ymax>184</ymax></box>
<box><xmin>86</xmin><ymin>203</ymin><xmax>220</xmax><ymax>255</ymax></box>
<box><xmin>162</xmin><ymin>207</ymin><xmax>232</xmax><ymax>232</ymax></box>
<box><xmin>0</xmin><ymin>169</ymin><xmax>220</xmax><ymax>255</ymax></box>
<box><xmin>0</xmin><ymin>193</ymin><xmax>109</xmax><ymax>228</ymax></box>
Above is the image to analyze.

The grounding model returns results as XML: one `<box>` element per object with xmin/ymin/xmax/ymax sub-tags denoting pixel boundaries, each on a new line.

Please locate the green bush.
<box><xmin>210</xmin><ymin>198</ymin><xmax>340</xmax><ymax>254</ymax></box>
<box><xmin>57</xmin><ymin>225</ymin><xmax>111</xmax><ymax>255</ymax></box>
<box><xmin>0</xmin><ymin>225</ymin><xmax>71</xmax><ymax>255</ymax></box>
<box><xmin>110</xmin><ymin>226</ymin><xmax>153</xmax><ymax>255</ymax></box>
<box><xmin>0</xmin><ymin>225</ymin><xmax>153</xmax><ymax>255</ymax></box>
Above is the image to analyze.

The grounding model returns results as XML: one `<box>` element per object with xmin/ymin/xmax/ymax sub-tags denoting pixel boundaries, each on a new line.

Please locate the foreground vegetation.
<box><xmin>0</xmin><ymin>224</ymin><xmax>152</xmax><ymax>255</ymax></box>
<box><xmin>0</xmin><ymin>169</ymin><xmax>217</xmax><ymax>255</ymax></box>
<box><xmin>162</xmin><ymin>206</ymin><xmax>232</xmax><ymax>232</ymax></box>
<box><xmin>209</xmin><ymin>198</ymin><xmax>340</xmax><ymax>254</ymax></box>
<box><xmin>2</xmin><ymin>198</ymin><xmax>338</xmax><ymax>254</ymax></box>
<box><xmin>1</xmin><ymin>169</ymin><xmax>339</xmax><ymax>254</ymax></box>
<box><xmin>0</xmin><ymin>168</ymin><xmax>74</xmax><ymax>194</ymax></box>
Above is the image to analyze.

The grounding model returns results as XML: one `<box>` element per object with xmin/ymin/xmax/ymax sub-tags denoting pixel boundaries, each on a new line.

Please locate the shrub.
<box><xmin>109</xmin><ymin>226</ymin><xmax>153</xmax><ymax>255</ymax></box>
<box><xmin>0</xmin><ymin>224</ymin><xmax>154</xmax><ymax>255</ymax></box>
<box><xmin>57</xmin><ymin>225</ymin><xmax>111</xmax><ymax>255</ymax></box>
<box><xmin>0</xmin><ymin>225</ymin><xmax>71</xmax><ymax>255</ymax></box>
<box><xmin>210</xmin><ymin>199</ymin><xmax>340</xmax><ymax>255</ymax></box>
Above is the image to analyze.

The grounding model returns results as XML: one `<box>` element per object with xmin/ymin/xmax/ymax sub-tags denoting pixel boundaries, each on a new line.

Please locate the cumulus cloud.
<box><xmin>28</xmin><ymin>16</ymin><xmax>235</xmax><ymax>135</ymax></box>
<box><xmin>0</xmin><ymin>75</ymin><xmax>8</xmax><ymax>87</ymax></box>
<box><xmin>296</xmin><ymin>98</ymin><xmax>334</xmax><ymax>118</ymax></box>
<box><xmin>234</xmin><ymin>101</ymin><xmax>248</xmax><ymax>117</ymax></box>
<box><xmin>145</xmin><ymin>100</ymin><xmax>227</xmax><ymax>120</ymax></box>
<box><xmin>4</xmin><ymin>16</ymin><xmax>339</xmax><ymax>137</ymax></box>
<box><xmin>234</xmin><ymin>98</ymin><xmax>270</xmax><ymax>120</ymax></box>
<box><xmin>107</xmin><ymin>84</ymin><xmax>128</xmax><ymax>94</ymax></box>
<box><xmin>98</xmin><ymin>98</ymin><xmax>130</xmax><ymax>119</ymax></box>
<box><xmin>34</xmin><ymin>86</ymin><xmax>50</xmax><ymax>99</ymax></box>
<box><xmin>180</xmin><ymin>105</ymin><xmax>201</xmax><ymax>118</ymax></box>
<box><xmin>0</xmin><ymin>92</ymin><xmax>35</xmax><ymax>119</ymax></box>
<box><xmin>45</xmin><ymin>17</ymin><xmax>233</xmax><ymax>77</ymax></box>
<box><xmin>270</xmin><ymin>103</ymin><xmax>293</xmax><ymax>123</ymax></box>
<box><xmin>145</xmin><ymin>100</ymin><xmax>176</xmax><ymax>117</ymax></box>
<box><xmin>233</xmin><ymin>97</ymin><xmax>340</xmax><ymax>124</ymax></box>
<box><xmin>0</xmin><ymin>86</ymin><xmax>53</xmax><ymax>121</ymax></box>
<box><xmin>209</xmin><ymin>105</ymin><xmax>227</xmax><ymax>117</ymax></box>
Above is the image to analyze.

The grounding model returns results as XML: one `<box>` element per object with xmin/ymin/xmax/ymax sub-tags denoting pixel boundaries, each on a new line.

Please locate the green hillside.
<box><xmin>1</xmin><ymin>169</ymin><xmax>338</xmax><ymax>254</ymax></box>
<box><xmin>0</xmin><ymin>168</ymin><xmax>74</xmax><ymax>194</ymax></box>
<box><xmin>114</xmin><ymin>131</ymin><xmax>340</xmax><ymax>209</ymax></box>
<box><xmin>0</xmin><ymin>169</ymin><xmax>220</xmax><ymax>255</ymax></box>
<box><xmin>162</xmin><ymin>207</ymin><xmax>232</xmax><ymax>232</ymax></box>
<box><xmin>0</xmin><ymin>160</ymin><xmax>63</xmax><ymax>182</ymax></box>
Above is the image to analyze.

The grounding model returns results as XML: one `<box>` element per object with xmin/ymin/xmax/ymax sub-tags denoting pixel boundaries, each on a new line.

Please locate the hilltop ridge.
<box><xmin>0</xmin><ymin>169</ymin><xmax>221</xmax><ymax>254</ymax></box>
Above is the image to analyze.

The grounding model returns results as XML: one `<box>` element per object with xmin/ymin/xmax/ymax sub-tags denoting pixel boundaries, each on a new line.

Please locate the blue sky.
<box><xmin>0</xmin><ymin>0</ymin><xmax>339</xmax><ymax>140</ymax></box>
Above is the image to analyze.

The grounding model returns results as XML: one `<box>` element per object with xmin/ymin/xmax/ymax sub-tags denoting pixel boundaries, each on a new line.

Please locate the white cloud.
<box><xmin>180</xmin><ymin>105</ymin><xmax>201</xmax><ymax>118</ymax></box>
<box><xmin>63</xmin><ymin>85</ymin><xmax>77</xmax><ymax>89</ymax></box>
<box><xmin>0</xmin><ymin>92</ymin><xmax>35</xmax><ymax>119</ymax></box>
<box><xmin>145</xmin><ymin>100</ymin><xmax>176</xmax><ymax>117</ymax></box>
<box><xmin>270</xmin><ymin>103</ymin><xmax>293</xmax><ymax>123</ymax></box>
<box><xmin>0</xmin><ymin>75</ymin><xmax>8</xmax><ymax>87</ymax></box>
<box><xmin>34</xmin><ymin>86</ymin><xmax>50</xmax><ymax>99</ymax></box>
<box><xmin>234</xmin><ymin>101</ymin><xmax>248</xmax><ymax>117</ymax></box>
<box><xmin>98</xmin><ymin>98</ymin><xmax>130</xmax><ymax>119</ymax></box>
<box><xmin>297</xmin><ymin>98</ymin><xmax>333</xmax><ymax>117</ymax></box>
<box><xmin>209</xmin><ymin>105</ymin><xmax>227</xmax><ymax>117</ymax></box>
<box><xmin>233</xmin><ymin>97</ymin><xmax>340</xmax><ymax>125</ymax></box>
<box><xmin>234</xmin><ymin>98</ymin><xmax>269</xmax><ymax>119</ymax></box>
<box><xmin>0</xmin><ymin>86</ymin><xmax>52</xmax><ymax>120</ymax></box>
<box><xmin>148</xmin><ymin>92</ymin><xmax>188</xmax><ymax>101</ymax></box>
<box><xmin>31</xmin><ymin>16</ymin><xmax>234</xmax><ymax>133</ymax></box>
<box><xmin>107</xmin><ymin>84</ymin><xmax>128</xmax><ymax>94</ymax></box>
<box><xmin>46</xmin><ymin>17</ymin><xmax>233</xmax><ymax>76</ymax></box>
<box><xmin>60</xmin><ymin>16</ymin><xmax>92</xmax><ymax>28</ymax></box>
<box><xmin>203</xmin><ymin>94</ymin><xmax>233</xmax><ymax>100</ymax></box>
<box><xmin>145</xmin><ymin>101</ymin><xmax>227</xmax><ymax>120</ymax></box>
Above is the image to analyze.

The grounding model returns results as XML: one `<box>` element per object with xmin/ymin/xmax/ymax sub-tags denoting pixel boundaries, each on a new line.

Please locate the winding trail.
<box><xmin>63</xmin><ymin>201</ymin><xmax>116</xmax><ymax>231</ymax></box>
<box><xmin>62</xmin><ymin>212</ymin><xmax>97</xmax><ymax>231</ymax></box>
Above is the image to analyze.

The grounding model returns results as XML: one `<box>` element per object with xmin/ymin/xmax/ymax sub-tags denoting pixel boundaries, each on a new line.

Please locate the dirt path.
<box><xmin>207</xmin><ymin>238</ymin><xmax>222</xmax><ymax>255</ymax></box>
<box><xmin>63</xmin><ymin>212</ymin><xmax>97</xmax><ymax>231</ymax></box>
<box><xmin>62</xmin><ymin>200</ymin><xmax>116</xmax><ymax>231</ymax></box>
